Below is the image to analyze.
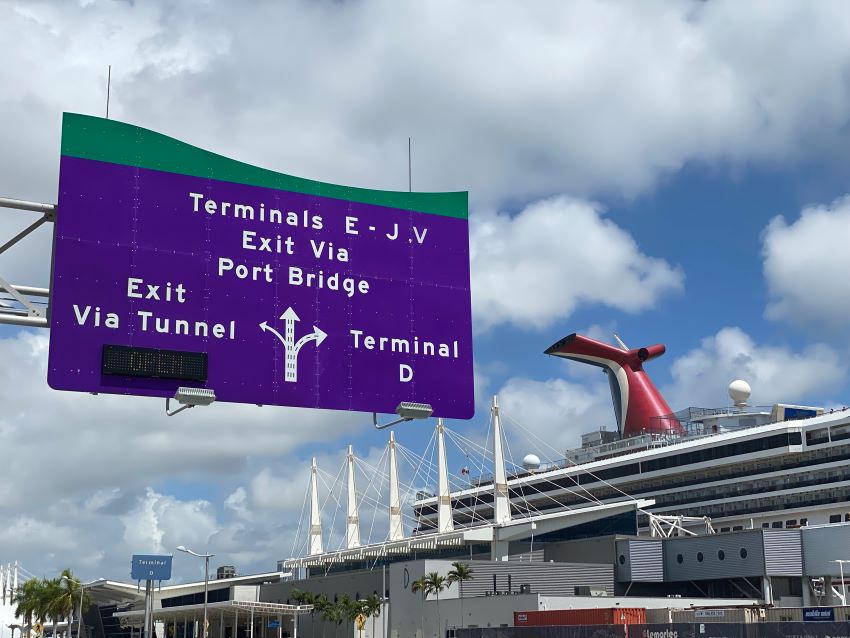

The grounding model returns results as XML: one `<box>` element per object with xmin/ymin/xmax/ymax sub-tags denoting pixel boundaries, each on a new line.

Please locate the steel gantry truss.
<box><xmin>0</xmin><ymin>196</ymin><xmax>56</xmax><ymax>329</ymax></box>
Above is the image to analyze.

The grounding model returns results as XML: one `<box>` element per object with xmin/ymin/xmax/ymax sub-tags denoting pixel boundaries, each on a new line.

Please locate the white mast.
<box><xmin>346</xmin><ymin>445</ymin><xmax>361</xmax><ymax>548</ymax></box>
<box><xmin>492</xmin><ymin>395</ymin><xmax>511</xmax><ymax>525</ymax></box>
<box><xmin>437</xmin><ymin>418</ymin><xmax>454</xmax><ymax>533</ymax></box>
<box><xmin>388</xmin><ymin>431</ymin><xmax>404</xmax><ymax>541</ymax></box>
<box><xmin>309</xmin><ymin>458</ymin><xmax>324</xmax><ymax>555</ymax></box>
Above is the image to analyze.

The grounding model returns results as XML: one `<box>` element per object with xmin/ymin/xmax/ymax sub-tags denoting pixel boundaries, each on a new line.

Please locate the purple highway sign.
<box><xmin>48</xmin><ymin>114</ymin><xmax>474</xmax><ymax>418</ymax></box>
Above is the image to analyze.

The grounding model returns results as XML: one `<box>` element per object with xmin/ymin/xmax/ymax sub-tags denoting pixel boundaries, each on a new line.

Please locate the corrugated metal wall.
<box><xmin>663</xmin><ymin>531</ymin><xmax>766</xmax><ymax>581</ymax></box>
<box><xmin>459</xmin><ymin>562</ymin><xmax>614</xmax><ymax>597</ymax></box>
<box><xmin>762</xmin><ymin>530</ymin><xmax>802</xmax><ymax>576</ymax></box>
<box><xmin>801</xmin><ymin>524</ymin><xmax>850</xmax><ymax>577</ymax></box>
<box><xmin>628</xmin><ymin>540</ymin><xmax>664</xmax><ymax>582</ymax></box>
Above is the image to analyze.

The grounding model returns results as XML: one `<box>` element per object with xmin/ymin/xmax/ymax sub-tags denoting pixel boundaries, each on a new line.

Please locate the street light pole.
<box><xmin>177</xmin><ymin>546</ymin><xmax>214</xmax><ymax>638</ymax></box>
<box><xmin>77</xmin><ymin>583</ymin><xmax>84</xmax><ymax>638</ymax></box>
<box><xmin>60</xmin><ymin>576</ymin><xmax>104</xmax><ymax>638</ymax></box>
<box><xmin>203</xmin><ymin>555</ymin><xmax>209</xmax><ymax>638</ymax></box>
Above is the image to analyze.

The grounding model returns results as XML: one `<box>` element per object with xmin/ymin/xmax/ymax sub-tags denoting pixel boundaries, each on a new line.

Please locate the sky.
<box><xmin>2</xmin><ymin>0</ymin><xmax>850</xmax><ymax>584</ymax></box>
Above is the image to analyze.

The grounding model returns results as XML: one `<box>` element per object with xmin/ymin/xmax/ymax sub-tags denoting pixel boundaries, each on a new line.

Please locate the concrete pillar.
<box><xmin>492</xmin><ymin>396</ymin><xmax>511</xmax><ymax>526</ymax></box>
<box><xmin>490</xmin><ymin>539</ymin><xmax>510</xmax><ymax>562</ymax></box>
<box><xmin>346</xmin><ymin>445</ymin><xmax>361</xmax><ymax>548</ymax></box>
<box><xmin>437</xmin><ymin>419</ymin><xmax>454</xmax><ymax>533</ymax></box>
<box><xmin>762</xmin><ymin>576</ymin><xmax>773</xmax><ymax>605</ymax></box>
<box><xmin>309</xmin><ymin>458</ymin><xmax>323</xmax><ymax>555</ymax></box>
<box><xmin>388</xmin><ymin>432</ymin><xmax>404</xmax><ymax>541</ymax></box>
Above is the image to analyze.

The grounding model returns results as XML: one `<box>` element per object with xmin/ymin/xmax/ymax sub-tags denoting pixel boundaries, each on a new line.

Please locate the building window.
<box><xmin>697</xmin><ymin>552</ymin><xmax>704</xmax><ymax>562</ymax></box>
<box><xmin>718</xmin><ymin>550</ymin><xmax>725</xmax><ymax>560</ymax></box>
<box><xmin>618</xmin><ymin>555</ymin><xmax>626</xmax><ymax>565</ymax></box>
<box><xmin>740</xmin><ymin>548</ymin><xmax>748</xmax><ymax>559</ymax></box>
<box><xmin>677</xmin><ymin>554</ymin><xmax>684</xmax><ymax>564</ymax></box>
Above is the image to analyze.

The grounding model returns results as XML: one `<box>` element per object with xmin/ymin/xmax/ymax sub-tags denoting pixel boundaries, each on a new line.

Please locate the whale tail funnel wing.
<box><xmin>545</xmin><ymin>333</ymin><xmax>682</xmax><ymax>437</ymax></box>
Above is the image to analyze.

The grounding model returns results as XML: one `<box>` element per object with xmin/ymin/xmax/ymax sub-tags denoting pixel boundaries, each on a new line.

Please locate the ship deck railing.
<box><xmin>451</xmin><ymin>405</ymin><xmax>835</xmax><ymax>491</ymax></box>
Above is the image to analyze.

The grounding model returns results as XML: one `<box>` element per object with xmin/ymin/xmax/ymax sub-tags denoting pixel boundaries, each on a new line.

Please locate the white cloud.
<box><xmin>664</xmin><ymin>327</ymin><xmax>847</xmax><ymax>409</ymax></box>
<box><xmin>223</xmin><ymin>487</ymin><xmax>252</xmax><ymax>522</ymax></box>
<box><xmin>0</xmin><ymin>329</ymin><xmax>368</xmax><ymax>578</ymax></box>
<box><xmin>763</xmin><ymin>194</ymin><xmax>850</xmax><ymax>331</ymax></box>
<box><xmin>4</xmin><ymin>0</ymin><xmax>850</xmax><ymax>585</ymax></box>
<box><xmin>0</xmin><ymin>331</ymin><xmax>362</xmax><ymax>509</ymax></box>
<box><xmin>250</xmin><ymin>467</ymin><xmax>311</xmax><ymax>513</ymax></box>
<box><xmin>496</xmin><ymin>375</ymin><xmax>614</xmax><ymax>459</ymax></box>
<box><xmin>4</xmin><ymin>2</ymin><xmax>850</xmax><ymax>287</ymax></box>
<box><xmin>471</xmin><ymin>197</ymin><xmax>683</xmax><ymax>330</ymax></box>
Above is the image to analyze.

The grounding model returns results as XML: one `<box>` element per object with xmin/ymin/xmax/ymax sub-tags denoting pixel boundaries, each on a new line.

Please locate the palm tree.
<box><xmin>323</xmin><ymin>602</ymin><xmax>345</xmax><ymax>638</ymax></box>
<box><xmin>55</xmin><ymin>571</ymin><xmax>91</xmax><ymax>638</ymax></box>
<box><xmin>447</xmin><ymin>562</ymin><xmax>474</xmax><ymax>629</ymax></box>
<box><xmin>41</xmin><ymin>578</ymin><xmax>64</xmax><ymax>638</ymax></box>
<box><xmin>421</xmin><ymin>572</ymin><xmax>448</xmax><ymax>638</ymax></box>
<box><xmin>338</xmin><ymin>595</ymin><xmax>361</xmax><ymax>636</ymax></box>
<box><xmin>411</xmin><ymin>577</ymin><xmax>427</xmax><ymax>638</ymax></box>
<box><xmin>13</xmin><ymin>578</ymin><xmax>42</xmax><ymax>637</ymax></box>
<box><xmin>35</xmin><ymin>581</ymin><xmax>52</xmax><ymax>629</ymax></box>
<box><xmin>290</xmin><ymin>591</ymin><xmax>315</xmax><ymax>638</ymax></box>
<box><xmin>302</xmin><ymin>592</ymin><xmax>319</xmax><ymax>638</ymax></box>
<box><xmin>313</xmin><ymin>595</ymin><xmax>330</xmax><ymax>638</ymax></box>
<box><xmin>360</xmin><ymin>594</ymin><xmax>381</xmax><ymax>638</ymax></box>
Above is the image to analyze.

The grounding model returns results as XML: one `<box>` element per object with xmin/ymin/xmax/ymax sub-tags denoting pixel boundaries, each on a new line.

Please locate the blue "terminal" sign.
<box><xmin>131</xmin><ymin>554</ymin><xmax>173</xmax><ymax>581</ymax></box>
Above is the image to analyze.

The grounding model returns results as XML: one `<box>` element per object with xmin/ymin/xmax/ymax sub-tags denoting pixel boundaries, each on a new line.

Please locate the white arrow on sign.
<box><xmin>260</xmin><ymin>307</ymin><xmax>327</xmax><ymax>383</ymax></box>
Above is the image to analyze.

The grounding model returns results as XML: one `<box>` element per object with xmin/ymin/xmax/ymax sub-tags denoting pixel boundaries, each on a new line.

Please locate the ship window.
<box><xmin>696</xmin><ymin>552</ymin><xmax>704</xmax><ymax>562</ymax></box>
<box><xmin>830</xmin><ymin>515</ymin><xmax>842</xmax><ymax>523</ymax></box>
<box><xmin>772</xmin><ymin>521</ymin><xmax>783</xmax><ymax>528</ymax></box>
<box><xmin>720</xmin><ymin>527</ymin><xmax>731</xmax><ymax>533</ymax></box>
<box><xmin>800</xmin><ymin>518</ymin><xmax>808</xmax><ymax>527</ymax></box>
<box><xmin>677</xmin><ymin>554</ymin><xmax>683</xmax><ymax>564</ymax></box>
<box><xmin>618</xmin><ymin>555</ymin><xmax>626</xmax><ymax>565</ymax></box>
<box><xmin>845</xmin><ymin>513</ymin><xmax>850</xmax><ymax>522</ymax></box>
<box><xmin>740</xmin><ymin>548</ymin><xmax>748</xmax><ymax>559</ymax></box>
<box><xmin>762</xmin><ymin>523</ymin><xmax>770</xmax><ymax>528</ymax></box>
<box><xmin>718</xmin><ymin>550</ymin><xmax>725</xmax><ymax>560</ymax></box>
<box><xmin>785</xmin><ymin>520</ymin><xmax>798</xmax><ymax>528</ymax></box>
<box><xmin>733</xmin><ymin>526</ymin><xmax>743</xmax><ymax>531</ymax></box>
<box><xmin>642</xmin><ymin>433</ymin><xmax>802</xmax><ymax>474</ymax></box>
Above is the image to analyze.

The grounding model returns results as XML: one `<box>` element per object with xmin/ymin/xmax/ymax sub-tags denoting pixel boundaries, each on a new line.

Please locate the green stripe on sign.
<box><xmin>60</xmin><ymin>113</ymin><xmax>468</xmax><ymax>219</ymax></box>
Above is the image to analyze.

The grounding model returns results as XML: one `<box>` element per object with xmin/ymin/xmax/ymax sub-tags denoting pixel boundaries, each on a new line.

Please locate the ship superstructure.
<box><xmin>414</xmin><ymin>333</ymin><xmax>850</xmax><ymax>534</ymax></box>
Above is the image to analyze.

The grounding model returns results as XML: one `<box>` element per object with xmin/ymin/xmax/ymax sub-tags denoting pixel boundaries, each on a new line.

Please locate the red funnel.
<box><xmin>545</xmin><ymin>333</ymin><xmax>682</xmax><ymax>437</ymax></box>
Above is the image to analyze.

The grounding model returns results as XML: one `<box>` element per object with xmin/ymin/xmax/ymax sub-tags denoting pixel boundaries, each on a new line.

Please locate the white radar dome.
<box><xmin>729</xmin><ymin>379</ymin><xmax>752</xmax><ymax>407</ymax></box>
<box><xmin>522</xmin><ymin>453</ymin><xmax>541</xmax><ymax>472</ymax></box>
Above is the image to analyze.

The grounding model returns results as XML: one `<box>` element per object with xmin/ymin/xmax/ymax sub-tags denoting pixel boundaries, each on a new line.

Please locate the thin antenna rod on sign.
<box><xmin>106</xmin><ymin>65</ymin><xmax>112</xmax><ymax>119</ymax></box>
<box><xmin>408</xmin><ymin>137</ymin><xmax>412</xmax><ymax>192</ymax></box>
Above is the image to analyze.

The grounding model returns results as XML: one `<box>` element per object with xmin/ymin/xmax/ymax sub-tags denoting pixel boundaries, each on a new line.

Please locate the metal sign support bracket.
<box><xmin>0</xmin><ymin>196</ymin><xmax>55</xmax><ymax>328</ymax></box>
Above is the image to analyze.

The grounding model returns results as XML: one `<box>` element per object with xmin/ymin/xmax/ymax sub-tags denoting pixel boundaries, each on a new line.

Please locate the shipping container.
<box><xmin>668</xmin><ymin>607</ymin><xmax>763</xmax><ymax>624</ymax></box>
<box><xmin>764</xmin><ymin>606</ymin><xmax>850</xmax><ymax>622</ymax></box>
<box><xmin>514</xmin><ymin>608</ymin><xmax>646</xmax><ymax>627</ymax></box>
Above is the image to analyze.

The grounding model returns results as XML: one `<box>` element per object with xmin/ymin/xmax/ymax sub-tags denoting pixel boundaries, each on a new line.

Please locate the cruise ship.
<box><xmin>413</xmin><ymin>333</ymin><xmax>850</xmax><ymax>535</ymax></box>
